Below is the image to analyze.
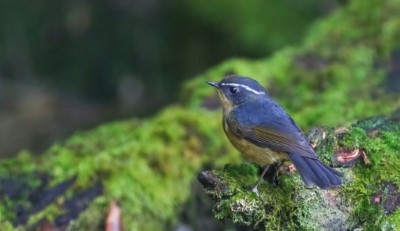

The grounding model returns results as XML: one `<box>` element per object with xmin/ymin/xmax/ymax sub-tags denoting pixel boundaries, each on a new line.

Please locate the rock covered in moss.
<box><xmin>198</xmin><ymin>112</ymin><xmax>400</xmax><ymax>230</ymax></box>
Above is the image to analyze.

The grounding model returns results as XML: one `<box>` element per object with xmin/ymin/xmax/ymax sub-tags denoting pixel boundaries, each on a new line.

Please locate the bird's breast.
<box><xmin>223</xmin><ymin>120</ymin><xmax>288</xmax><ymax>165</ymax></box>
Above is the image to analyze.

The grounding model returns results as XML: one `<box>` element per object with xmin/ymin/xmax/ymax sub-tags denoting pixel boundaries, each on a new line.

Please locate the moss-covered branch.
<box><xmin>198</xmin><ymin>111</ymin><xmax>400</xmax><ymax>230</ymax></box>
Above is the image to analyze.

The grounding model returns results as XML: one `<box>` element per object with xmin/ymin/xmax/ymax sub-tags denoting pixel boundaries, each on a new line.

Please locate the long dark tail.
<box><xmin>287</xmin><ymin>153</ymin><xmax>342</xmax><ymax>189</ymax></box>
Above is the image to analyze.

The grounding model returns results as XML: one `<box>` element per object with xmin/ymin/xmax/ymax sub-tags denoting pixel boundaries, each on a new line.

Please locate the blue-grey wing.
<box><xmin>230</xmin><ymin>100</ymin><xmax>318</xmax><ymax>159</ymax></box>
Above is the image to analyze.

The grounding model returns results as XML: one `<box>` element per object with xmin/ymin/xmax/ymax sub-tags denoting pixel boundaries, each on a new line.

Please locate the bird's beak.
<box><xmin>207</xmin><ymin>81</ymin><xmax>219</xmax><ymax>89</ymax></box>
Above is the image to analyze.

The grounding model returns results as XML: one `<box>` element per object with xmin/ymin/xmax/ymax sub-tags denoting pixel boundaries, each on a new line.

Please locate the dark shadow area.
<box><xmin>0</xmin><ymin>0</ymin><xmax>341</xmax><ymax>157</ymax></box>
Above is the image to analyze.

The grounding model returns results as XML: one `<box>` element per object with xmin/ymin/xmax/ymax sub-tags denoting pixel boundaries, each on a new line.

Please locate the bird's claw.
<box><xmin>252</xmin><ymin>186</ymin><xmax>259</xmax><ymax>195</ymax></box>
<box><xmin>251</xmin><ymin>187</ymin><xmax>265</xmax><ymax>200</ymax></box>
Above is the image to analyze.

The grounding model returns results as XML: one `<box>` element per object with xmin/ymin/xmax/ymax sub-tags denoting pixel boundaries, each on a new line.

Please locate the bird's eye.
<box><xmin>229</xmin><ymin>87</ymin><xmax>237</xmax><ymax>94</ymax></box>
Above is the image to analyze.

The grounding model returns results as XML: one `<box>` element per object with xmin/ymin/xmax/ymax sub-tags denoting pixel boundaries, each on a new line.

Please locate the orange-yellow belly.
<box><xmin>223</xmin><ymin>121</ymin><xmax>288</xmax><ymax>165</ymax></box>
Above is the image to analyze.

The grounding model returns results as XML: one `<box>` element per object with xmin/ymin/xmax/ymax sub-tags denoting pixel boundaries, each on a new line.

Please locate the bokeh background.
<box><xmin>2</xmin><ymin>1</ymin><xmax>400</xmax><ymax>230</ymax></box>
<box><xmin>0</xmin><ymin>0</ymin><xmax>342</xmax><ymax>158</ymax></box>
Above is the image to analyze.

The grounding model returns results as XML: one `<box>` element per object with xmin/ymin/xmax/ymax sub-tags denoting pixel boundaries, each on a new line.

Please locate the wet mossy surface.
<box><xmin>0</xmin><ymin>108</ymin><xmax>235</xmax><ymax>230</ymax></box>
<box><xmin>198</xmin><ymin>113</ymin><xmax>400</xmax><ymax>230</ymax></box>
<box><xmin>1</xmin><ymin>0</ymin><xmax>400</xmax><ymax>230</ymax></box>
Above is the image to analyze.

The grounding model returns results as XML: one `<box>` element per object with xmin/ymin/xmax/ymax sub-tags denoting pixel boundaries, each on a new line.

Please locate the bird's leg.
<box><xmin>252</xmin><ymin>165</ymin><xmax>270</xmax><ymax>195</ymax></box>
<box><xmin>271</xmin><ymin>161</ymin><xmax>283</xmax><ymax>186</ymax></box>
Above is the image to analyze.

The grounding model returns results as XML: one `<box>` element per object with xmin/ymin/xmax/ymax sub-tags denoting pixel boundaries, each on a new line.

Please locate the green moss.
<box><xmin>0</xmin><ymin>221</ymin><xmax>23</xmax><ymax>231</ymax></box>
<box><xmin>1</xmin><ymin>0</ymin><xmax>400</xmax><ymax>230</ymax></box>
<box><xmin>65</xmin><ymin>199</ymin><xmax>107</xmax><ymax>231</ymax></box>
<box><xmin>45</xmin><ymin>107</ymin><xmax>238</xmax><ymax>230</ymax></box>
<box><xmin>294</xmin><ymin>188</ymin><xmax>354</xmax><ymax>231</ymax></box>
<box><xmin>0</xmin><ymin>107</ymin><xmax>242</xmax><ymax>230</ymax></box>
<box><xmin>183</xmin><ymin>0</ymin><xmax>400</xmax><ymax>129</ymax></box>
<box><xmin>338</xmin><ymin>118</ymin><xmax>400</xmax><ymax>229</ymax></box>
<box><xmin>200</xmin><ymin>114</ymin><xmax>400</xmax><ymax>230</ymax></box>
<box><xmin>385</xmin><ymin>209</ymin><xmax>400</xmax><ymax>230</ymax></box>
<box><xmin>306</xmin><ymin>126</ymin><xmax>338</xmax><ymax>164</ymax></box>
<box><xmin>27</xmin><ymin>204</ymin><xmax>62</xmax><ymax>226</ymax></box>
<box><xmin>205</xmin><ymin>163</ymin><xmax>297</xmax><ymax>230</ymax></box>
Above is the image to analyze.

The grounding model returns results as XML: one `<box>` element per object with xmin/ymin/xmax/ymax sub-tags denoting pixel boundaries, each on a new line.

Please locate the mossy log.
<box><xmin>198</xmin><ymin>111</ymin><xmax>400</xmax><ymax>230</ymax></box>
<box><xmin>1</xmin><ymin>0</ymin><xmax>400</xmax><ymax>230</ymax></box>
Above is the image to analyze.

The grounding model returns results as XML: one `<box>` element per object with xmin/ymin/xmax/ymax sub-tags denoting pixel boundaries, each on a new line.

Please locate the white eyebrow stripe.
<box><xmin>220</xmin><ymin>83</ymin><xmax>265</xmax><ymax>95</ymax></box>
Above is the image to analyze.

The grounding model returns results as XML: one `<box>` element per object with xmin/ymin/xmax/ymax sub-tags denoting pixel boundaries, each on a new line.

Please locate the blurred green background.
<box><xmin>2</xmin><ymin>1</ymin><xmax>400</xmax><ymax>230</ymax></box>
<box><xmin>0</xmin><ymin>0</ymin><xmax>341</xmax><ymax>157</ymax></box>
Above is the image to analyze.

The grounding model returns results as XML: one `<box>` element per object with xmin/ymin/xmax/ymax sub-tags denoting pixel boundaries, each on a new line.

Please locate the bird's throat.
<box><xmin>217</xmin><ymin>90</ymin><xmax>235</xmax><ymax>115</ymax></box>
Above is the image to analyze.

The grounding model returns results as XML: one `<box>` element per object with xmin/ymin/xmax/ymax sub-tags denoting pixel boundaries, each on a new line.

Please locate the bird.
<box><xmin>207</xmin><ymin>75</ymin><xmax>342</xmax><ymax>194</ymax></box>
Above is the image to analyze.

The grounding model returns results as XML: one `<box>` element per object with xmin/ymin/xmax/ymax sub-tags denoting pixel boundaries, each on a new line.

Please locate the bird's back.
<box><xmin>232</xmin><ymin>97</ymin><xmax>317</xmax><ymax>159</ymax></box>
<box><xmin>230</xmin><ymin>97</ymin><xmax>342</xmax><ymax>189</ymax></box>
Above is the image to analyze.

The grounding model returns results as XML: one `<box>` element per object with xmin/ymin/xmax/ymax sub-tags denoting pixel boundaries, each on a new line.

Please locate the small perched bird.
<box><xmin>207</xmin><ymin>75</ymin><xmax>342</xmax><ymax>193</ymax></box>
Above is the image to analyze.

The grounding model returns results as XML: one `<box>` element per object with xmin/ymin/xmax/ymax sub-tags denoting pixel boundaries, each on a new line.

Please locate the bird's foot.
<box><xmin>252</xmin><ymin>186</ymin><xmax>259</xmax><ymax>195</ymax></box>
<box><xmin>251</xmin><ymin>186</ymin><xmax>265</xmax><ymax>200</ymax></box>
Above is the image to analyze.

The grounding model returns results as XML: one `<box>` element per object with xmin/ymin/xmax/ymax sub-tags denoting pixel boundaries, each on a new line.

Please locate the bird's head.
<box><xmin>207</xmin><ymin>75</ymin><xmax>267</xmax><ymax>112</ymax></box>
